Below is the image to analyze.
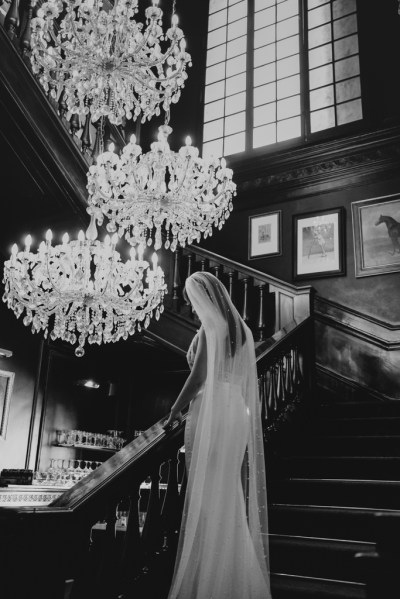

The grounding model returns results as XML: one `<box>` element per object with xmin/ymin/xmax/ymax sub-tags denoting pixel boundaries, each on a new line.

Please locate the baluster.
<box><xmin>20</xmin><ymin>0</ymin><xmax>35</xmax><ymax>57</ymax></box>
<box><xmin>118</xmin><ymin>483</ymin><xmax>144</xmax><ymax>594</ymax></box>
<box><xmin>68</xmin><ymin>523</ymin><xmax>96</xmax><ymax>599</ymax></box>
<box><xmin>284</xmin><ymin>350</ymin><xmax>294</xmax><ymax>399</ymax></box>
<box><xmin>186</xmin><ymin>252</ymin><xmax>194</xmax><ymax>281</ymax></box>
<box><xmin>91</xmin><ymin>117</ymin><xmax>105</xmax><ymax>162</ymax></box>
<box><xmin>256</xmin><ymin>283</ymin><xmax>267</xmax><ymax>342</ymax></box>
<box><xmin>277</xmin><ymin>356</ymin><xmax>286</xmax><ymax>412</ymax></box>
<box><xmin>81</xmin><ymin>110</ymin><xmax>92</xmax><ymax>155</ymax></box>
<box><xmin>58</xmin><ymin>88</ymin><xmax>68</xmax><ymax>120</ymax></box>
<box><xmin>141</xmin><ymin>467</ymin><xmax>163</xmax><ymax>561</ymax></box>
<box><xmin>5</xmin><ymin>0</ymin><xmax>20</xmax><ymax>39</ymax></box>
<box><xmin>212</xmin><ymin>264</ymin><xmax>221</xmax><ymax>279</ymax></box>
<box><xmin>267</xmin><ymin>365</ymin><xmax>278</xmax><ymax>416</ymax></box>
<box><xmin>69</xmin><ymin>111</ymin><xmax>80</xmax><ymax>137</ymax></box>
<box><xmin>258</xmin><ymin>371</ymin><xmax>267</xmax><ymax>423</ymax></box>
<box><xmin>47</xmin><ymin>73</ymin><xmax>59</xmax><ymax>112</ymax></box>
<box><xmin>161</xmin><ymin>451</ymin><xmax>181</xmax><ymax>553</ymax></box>
<box><xmin>172</xmin><ymin>249</ymin><xmax>181</xmax><ymax>312</ymax></box>
<box><xmin>200</xmin><ymin>258</ymin><xmax>207</xmax><ymax>271</ymax></box>
<box><xmin>227</xmin><ymin>270</ymin><xmax>235</xmax><ymax>301</ymax></box>
<box><xmin>292</xmin><ymin>346</ymin><xmax>303</xmax><ymax>391</ymax></box>
<box><xmin>241</xmin><ymin>277</ymin><xmax>251</xmax><ymax>325</ymax></box>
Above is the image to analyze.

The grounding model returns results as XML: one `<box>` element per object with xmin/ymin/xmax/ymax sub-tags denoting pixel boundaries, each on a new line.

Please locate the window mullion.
<box><xmin>300</xmin><ymin>0</ymin><xmax>311</xmax><ymax>141</ymax></box>
<box><xmin>246</xmin><ymin>0</ymin><xmax>255</xmax><ymax>152</ymax></box>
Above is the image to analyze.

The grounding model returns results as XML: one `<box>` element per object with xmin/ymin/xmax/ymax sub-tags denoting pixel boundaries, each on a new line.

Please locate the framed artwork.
<box><xmin>351</xmin><ymin>193</ymin><xmax>400</xmax><ymax>278</ymax></box>
<box><xmin>0</xmin><ymin>369</ymin><xmax>15</xmax><ymax>440</ymax></box>
<box><xmin>249</xmin><ymin>211</ymin><xmax>282</xmax><ymax>259</ymax></box>
<box><xmin>293</xmin><ymin>207</ymin><xmax>345</xmax><ymax>280</ymax></box>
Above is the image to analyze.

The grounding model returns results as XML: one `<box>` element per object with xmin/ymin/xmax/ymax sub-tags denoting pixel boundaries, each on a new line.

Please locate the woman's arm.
<box><xmin>163</xmin><ymin>328</ymin><xmax>207</xmax><ymax>429</ymax></box>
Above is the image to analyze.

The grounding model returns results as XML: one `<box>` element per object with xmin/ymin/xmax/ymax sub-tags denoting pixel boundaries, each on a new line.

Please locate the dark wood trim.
<box><xmin>314</xmin><ymin>296</ymin><xmax>400</xmax><ymax>351</ymax></box>
<box><xmin>316</xmin><ymin>363</ymin><xmax>395</xmax><ymax>403</ymax></box>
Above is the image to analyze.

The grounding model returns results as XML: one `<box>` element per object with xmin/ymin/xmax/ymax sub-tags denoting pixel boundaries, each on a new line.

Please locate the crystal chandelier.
<box><xmin>2</xmin><ymin>217</ymin><xmax>166</xmax><ymax>357</ymax></box>
<box><xmin>86</xmin><ymin>123</ymin><xmax>237</xmax><ymax>251</ymax></box>
<box><xmin>30</xmin><ymin>0</ymin><xmax>191</xmax><ymax>125</ymax></box>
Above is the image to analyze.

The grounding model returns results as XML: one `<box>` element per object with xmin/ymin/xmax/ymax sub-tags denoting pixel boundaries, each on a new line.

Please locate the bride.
<box><xmin>163</xmin><ymin>271</ymin><xmax>272</xmax><ymax>599</ymax></box>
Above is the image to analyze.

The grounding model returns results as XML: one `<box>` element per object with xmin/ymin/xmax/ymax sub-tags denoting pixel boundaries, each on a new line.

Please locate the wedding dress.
<box><xmin>168</xmin><ymin>272</ymin><xmax>272</xmax><ymax>599</ymax></box>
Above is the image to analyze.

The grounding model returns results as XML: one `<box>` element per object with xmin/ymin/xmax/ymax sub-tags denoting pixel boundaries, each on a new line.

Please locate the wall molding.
<box><xmin>314</xmin><ymin>296</ymin><xmax>400</xmax><ymax>351</ymax></box>
<box><xmin>316</xmin><ymin>363</ymin><xmax>395</xmax><ymax>403</ymax></box>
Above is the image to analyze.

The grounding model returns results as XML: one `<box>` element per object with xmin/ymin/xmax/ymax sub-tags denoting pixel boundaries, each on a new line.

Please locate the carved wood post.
<box><xmin>81</xmin><ymin>111</ymin><xmax>92</xmax><ymax>155</ymax></box>
<box><xmin>227</xmin><ymin>270</ymin><xmax>235</xmax><ymax>301</ymax></box>
<box><xmin>200</xmin><ymin>258</ymin><xmax>207</xmax><ymax>271</ymax></box>
<box><xmin>70</xmin><ymin>112</ymin><xmax>80</xmax><ymax>137</ymax></box>
<box><xmin>277</xmin><ymin>356</ymin><xmax>286</xmax><ymax>411</ymax></box>
<box><xmin>58</xmin><ymin>88</ymin><xmax>68</xmax><ymax>120</ymax></box>
<box><xmin>172</xmin><ymin>249</ymin><xmax>181</xmax><ymax>312</ymax></box>
<box><xmin>20</xmin><ymin>0</ymin><xmax>34</xmax><ymax>57</ymax></box>
<box><xmin>241</xmin><ymin>277</ymin><xmax>251</xmax><ymax>325</ymax></box>
<box><xmin>212</xmin><ymin>264</ymin><xmax>221</xmax><ymax>279</ymax></box>
<box><xmin>4</xmin><ymin>0</ymin><xmax>20</xmax><ymax>39</ymax></box>
<box><xmin>92</xmin><ymin>117</ymin><xmax>105</xmax><ymax>162</ymax></box>
<box><xmin>257</xmin><ymin>283</ymin><xmax>267</xmax><ymax>342</ymax></box>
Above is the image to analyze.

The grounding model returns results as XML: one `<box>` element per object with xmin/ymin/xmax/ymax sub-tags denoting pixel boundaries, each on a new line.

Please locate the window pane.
<box><xmin>254</xmin><ymin>82</ymin><xmax>277</xmax><ymax>106</ymax></box>
<box><xmin>277</xmin><ymin>115</ymin><xmax>301</xmax><ymax>141</ymax></box>
<box><xmin>205</xmin><ymin>80</ymin><xmax>225</xmax><ymax>103</ymax></box>
<box><xmin>228</xmin><ymin>0</ymin><xmax>247</xmax><ymax>22</ymax></box>
<box><xmin>308</xmin><ymin>3</ymin><xmax>331</xmax><ymax>29</ymax></box>
<box><xmin>334</xmin><ymin>34</ymin><xmax>359</xmax><ymax>60</ymax></box>
<box><xmin>225</xmin><ymin>91</ymin><xmax>246</xmax><ymax>114</ymax></box>
<box><xmin>254</xmin><ymin>25</ymin><xmax>276</xmax><ymax>48</ymax></box>
<box><xmin>310</xmin><ymin>106</ymin><xmax>335</xmax><ymax>132</ymax></box>
<box><xmin>227</xmin><ymin>35</ymin><xmax>247</xmax><ymax>58</ymax></box>
<box><xmin>277</xmin><ymin>94</ymin><xmax>300</xmax><ymax>119</ymax></box>
<box><xmin>310</xmin><ymin>85</ymin><xmax>334</xmax><ymax>110</ymax></box>
<box><xmin>226</xmin><ymin>54</ymin><xmax>247</xmax><ymax>77</ymax></box>
<box><xmin>254</xmin><ymin>44</ymin><xmax>276</xmax><ymax>67</ymax></box>
<box><xmin>206</xmin><ymin>62</ymin><xmax>226</xmax><ymax>85</ymax></box>
<box><xmin>277</xmin><ymin>15</ymin><xmax>299</xmax><ymax>40</ymax></box>
<box><xmin>277</xmin><ymin>74</ymin><xmax>300</xmax><ymax>99</ymax></box>
<box><xmin>228</xmin><ymin>18</ymin><xmax>247</xmax><ymax>40</ymax></box>
<box><xmin>333</xmin><ymin>14</ymin><xmax>357</xmax><ymax>39</ymax></box>
<box><xmin>277</xmin><ymin>0</ymin><xmax>299</xmax><ymax>21</ymax></box>
<box><xmin>203</xmin><ymin>138</ymin><xmax>224</xmax><ymax>160</ymax></box>
<box><xmin>277</xmin><ymin>54</ymin><xmax>299</xmax><ymax>78</ymax></box>
<box><xmin>203</xmin><ymin>118</ymin><xmax>224</xmax><ymax>142</ymax></box>
<box><xmin>309</xmin><ymin>64</ymin><xmax>333</xmax><ymax>89</ymax></box>
<box><xmin>255</xmin><ymin>7</ymin><xmax>275</xmax><ymax>30</ymax></box>
<box><xmin>210</xmin><ymin>0</ymin><xmax>228</xmax><ymax>14</ymax></box>
<box><xmin>254</xmin><ymin>102</ymin><xmax>276</xmax><ymax>126</ymax></box>
<box><xmin>209</xmin><ymin>9</ymin><xmax>227</xmax><ymax>31</ymax></box>
<box><xmin>335</xmin><ymin>55</ymin><xmax>360</xmax><ymax>81</ymax></box>
<box><xmin>207</xmin><ymin>45</ymin><xmax>227</xmax><ymax>67</ymax></box>
<box><xmin>204</xmin><ymin>99</ymin><xmax>225</xmax><ymax>122</ymax></box>
<box><xmin>253</xmin><ymin>123</ymin><xmax>277</xmax><ymax>148</ymax></box>
<box><xmin>225</xmin><ymin>111</ymin><xmax>246</xmax><ymax>135</ymax></box>
<box><xmin>254</xmin><ymin>62</ymin><xmax>276</xmax><ymax>86</ymax></box>
<box><xmin>333</xmin><ymin>0</ymin><xmax>356</xmax><ymax>20</ymax></box>
<box><xmin>255</xmin><ymin>0</ymin><xmax>275</xmax><ymax>10</ymax></box>
<box><xmin>208</xmin><ymin>27</ymin><xmax>227</xmax><ymax>49</ymax></box>
<box><xmin>308</xmin><ymin>0</ymin><xmax>330</xmax><ymax>8</ymax></box>
<box><xmin>225</xmin><ymin>72</ymin><xmax>246</xmax><ymax>95</ymax></box>
<box><xmin>308</xmin><ymin>23</ymin><xmax>331</xmax><ymax>49</ymax></box>
<box><xmin>224</xmin><ymin>131</ymin><xmax>246</xmax><ymax>155</ymax></box>
<box><xmin>336</xmin><ymin>76</ymin><xmax>361</xmax><ymax>103</ymax></box>
<box><xmin>277</xmin><ymin>35</ymin><xmax>299</xmax><ymax>60</ymax></box>
<box><xmin>309</xmin><ymin>43</ymin><xmax>332</xmax><ymax>68</ymax></box>
<box><xmin>337</xmin><ymin>98</ymin><xmax>362</xmax><ymax>125</ymax></box>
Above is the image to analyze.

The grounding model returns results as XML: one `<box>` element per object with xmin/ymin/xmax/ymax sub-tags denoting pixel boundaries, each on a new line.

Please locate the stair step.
<box><xmin>270</xmin><ymin>534</ymin><xmax>372</xmax><ymax>583</ymax></box>
<box><xmin>315</xmin><ymin>402</ymin><xmax>400</xmax><ymax>418</ymax></box>
<box><xmin>278</xmin><ymin>456</ymin><xmax>400</xmax><ymax>481</ymax></box>
<box><xmin>271</xmin><ymin>573</ymin><xmax>366</xmax><ymax>598</ymax></box>
<box><xmin>290</xmin><ymin>435</ymin><xmax>400</xmax><ymax>457</ymax></box>
<box><xmin>269</xmin><ymin>504</ymin><xmax>400</xmax><ymax>542</ymax></box>
<box><xmin>313</xmin><ymin>416</ymin><xmax>400</xmax><ymax>436</ymax></box>
<box><xmin>270</xmin><ymin>478</ymin><xmax>400</xmax><ymax>510</ymax></box>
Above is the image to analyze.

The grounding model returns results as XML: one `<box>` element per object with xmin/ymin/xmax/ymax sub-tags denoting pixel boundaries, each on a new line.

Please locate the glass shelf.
<box><xmin>55</xmin><ymin>443</ymin><xmax>116</xmax><ymax>452</ymax></box>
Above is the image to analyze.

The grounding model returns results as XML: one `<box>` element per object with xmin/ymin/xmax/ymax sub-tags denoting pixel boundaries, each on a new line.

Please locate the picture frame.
<box><xmin>351</xmin><ymin>193</ymin><xmax>400</xmax><ymax>278</ymax></box>
<box><xmin>248</xmin><ymin>210</ymin><xmax>282</xmax><ymax>259</ymax></box>
<box><xmin>293</xmin><ymin>207</ymin><xmax>345</xmax><ymax>280</ymax></box>
<box><xmin>0</xmin><ymin>369</ymin><xmax>15</xmax><ymax>440</ymax></box>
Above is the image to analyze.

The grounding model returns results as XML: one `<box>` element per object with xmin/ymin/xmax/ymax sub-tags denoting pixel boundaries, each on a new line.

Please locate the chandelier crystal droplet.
<box><xmin>86</xmin><ymin>126</ymin><xmax>237</xmax><ymax>251</ymax></box>
<box><xmin>30</xmin><ymin>0</ymin><xmax>191</xmax><ymax>125</ymax></box>
<box><xmin>2</xmin><ymin>220</ymin><xmax>167</xmax><ymax>357</ymax></box>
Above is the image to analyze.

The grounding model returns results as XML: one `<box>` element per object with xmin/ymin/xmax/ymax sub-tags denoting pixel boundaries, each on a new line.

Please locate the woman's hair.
<box><xmin>185</xmin><ymin>272</ymin><xmax>246</xmax><ymax>357</ymax></box>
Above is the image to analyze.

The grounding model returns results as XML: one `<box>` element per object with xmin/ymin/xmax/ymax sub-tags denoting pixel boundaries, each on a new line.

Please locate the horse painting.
<box><xmin>375</xmin><ymin>215</ymin><xmax>400</xmax><ymax>255</ymax></box>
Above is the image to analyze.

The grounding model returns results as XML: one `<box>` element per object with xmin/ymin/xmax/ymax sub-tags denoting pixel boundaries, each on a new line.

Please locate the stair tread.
<box><xmin>270</xmin><ymin>533</ymin><xmax>373</xmax><ymax>550</ymax></box>
<box><xmin>271</xmin><ymin>573</ymin><xmax>366</xmax><ymax>598</ymax></box>
<box><xmin>271</xmin><ymin>503</ymin><xmax>400</xmax><ymax>514</ymax></box>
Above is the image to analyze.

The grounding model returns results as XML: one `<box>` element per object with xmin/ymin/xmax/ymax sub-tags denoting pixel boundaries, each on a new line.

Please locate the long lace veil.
<box><xmin>168</xmin><ymin>272</ymin><xmax>270</xmax><ymax>598</ymax></box>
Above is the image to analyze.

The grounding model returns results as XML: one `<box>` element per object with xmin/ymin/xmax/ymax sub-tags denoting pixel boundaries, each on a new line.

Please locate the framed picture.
<box><xmin>293</xmin><ymin>207</ymin><xmax>345</xmax><ymax>280</ymax></box>
<box><xmin>351</xmin><ymin>193</ymin><xmax>400</xmax><ymax>278</ymax></box>
<box><xmin>249</xmin><ymin>211</ymin><xmax>282</xmax><ymax>259</ymax></box>
<box><xmin>0</xmin><ymin>369</ymin><xmax>15</xmax><ymax>440</ymax></box>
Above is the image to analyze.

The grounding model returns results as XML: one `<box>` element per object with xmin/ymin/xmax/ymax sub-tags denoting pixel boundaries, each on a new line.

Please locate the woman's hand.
<box><xmin>163</xmin><ymin>410</ymin><xmax>183</xmax><ymax>431</ymax></box>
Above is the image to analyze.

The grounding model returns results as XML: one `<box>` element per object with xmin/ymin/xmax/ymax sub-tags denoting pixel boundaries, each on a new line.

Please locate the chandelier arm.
<box><xmin>169</xmin><ymin>155</ymin><xmax>192</xmax><ymax>195</ymax></box>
